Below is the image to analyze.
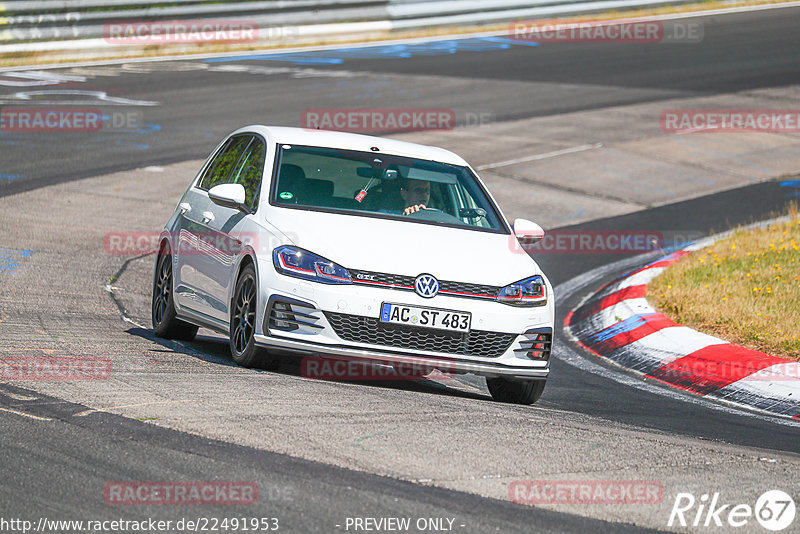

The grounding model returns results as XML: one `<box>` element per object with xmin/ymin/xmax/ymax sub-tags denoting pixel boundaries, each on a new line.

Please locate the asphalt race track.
<box><xmin>2</xmin><ymin>7</ymin><xmax>800</xmax><ymax>197</ymax></box>
<box><xmin>1</xmin><ymin>6</ymin><xmax>799</xmax><ymax>533</ymax></box>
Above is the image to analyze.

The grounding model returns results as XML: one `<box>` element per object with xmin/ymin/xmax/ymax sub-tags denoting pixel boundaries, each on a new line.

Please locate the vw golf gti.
<box><xmin>152</xmin><ymin>126</ymin><xmax>554</xmax><ymax>404</ymax></box>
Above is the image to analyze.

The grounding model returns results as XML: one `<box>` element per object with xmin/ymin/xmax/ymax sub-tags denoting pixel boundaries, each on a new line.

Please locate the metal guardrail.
<box><xmin>0</xmin><ymin>1</ymin><xmax>391</xmax><ymax>42</ymax></box>
<box><xmin>0</xmin><ymin>0</ymin><xmax>697</xmax><ymax>49</ymax></box>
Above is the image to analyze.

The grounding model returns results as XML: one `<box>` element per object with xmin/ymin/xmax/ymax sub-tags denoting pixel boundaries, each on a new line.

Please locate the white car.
<box><xmin>152</xmin><ymin>126</ymin><xmax>554</xmax><ymax>404</ymax></box>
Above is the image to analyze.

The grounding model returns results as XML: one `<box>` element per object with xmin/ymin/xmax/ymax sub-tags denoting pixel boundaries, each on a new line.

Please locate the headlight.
<box><xmin>496</xmin><ymin>275</ymin><xmax>546</xmax><ymax>306</ymax></box>
<box><xmin>273</xmin><ymin>246</ymin><xmax>352</xmax><ymax>285</ymax></box>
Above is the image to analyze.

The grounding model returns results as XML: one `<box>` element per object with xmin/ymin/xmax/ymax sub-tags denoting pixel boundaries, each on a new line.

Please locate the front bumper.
<box><xmin>254</xmin><ymin>333</ymin><xmax>549</xmax><ymax>379</ymax></box>
<box><xmin>253</xmin><ymin>264</ymin><xmax>554</xmax><ymax>379</ymax></box>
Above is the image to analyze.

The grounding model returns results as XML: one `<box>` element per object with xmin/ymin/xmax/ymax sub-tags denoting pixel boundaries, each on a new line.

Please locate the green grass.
<box><xmin>650</xmin><ymin>206</ymin><xmax>800</xmax><ymax>360</ymax></box>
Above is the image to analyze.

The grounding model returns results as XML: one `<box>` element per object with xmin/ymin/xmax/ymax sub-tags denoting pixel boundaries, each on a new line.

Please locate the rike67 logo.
<box><xmin>668</xmin><ymin>490</ymin><xmax>795</xmax><ymax>531</ymax></box>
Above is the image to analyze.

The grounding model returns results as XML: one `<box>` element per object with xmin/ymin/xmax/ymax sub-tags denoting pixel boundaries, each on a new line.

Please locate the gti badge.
<box><xmin>414</xmin><ymin>274</ymin><xmax>439</xmax><ymax>298</ymax></box>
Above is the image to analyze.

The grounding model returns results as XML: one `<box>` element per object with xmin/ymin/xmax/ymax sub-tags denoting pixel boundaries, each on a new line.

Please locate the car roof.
<box><xmin>231</xmin><ymin>125</ymin><xmax>470</xmax><ymax>167</ymax></box>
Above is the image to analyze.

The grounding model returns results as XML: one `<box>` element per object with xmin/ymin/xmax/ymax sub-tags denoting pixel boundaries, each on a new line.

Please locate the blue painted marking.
<box><xmin>646</xmin><ymin>252</ymin><xmax>680</xmax><ymax>267</ymax></box>
<box><xmin>203</xmin><ymin>36</ymin><xmax>537</xmax><ymax>66</ymax></box>
<box><xmin>0</xmin><ymin>174</ymin><xmax>22</xmax><ymax>180</ymax></box>
<box><xmin>481</xmin><ymin>36</ymin><xmax>540</xmax><ymax>47</ymax></box>
<box><xmin>588</xmin><ymin>313</ymin><xmax>655</xmax><ymax>343</ymax></box>
<box><xmin>0</xmin><ymin>249</ymin><xmax>33</xmax><ymax>273</ymax></box>
<box><xmin>780</xmin><ymin>179</ymin><xmax>800</xmax><ymax>197</ymax></box>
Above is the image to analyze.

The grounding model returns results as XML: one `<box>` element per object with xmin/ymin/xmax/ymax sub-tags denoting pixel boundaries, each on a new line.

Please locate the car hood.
<box><xmin>267</xmin><ymin>209</ymin><xmax>541</xmax><ymax>286</ymax></box>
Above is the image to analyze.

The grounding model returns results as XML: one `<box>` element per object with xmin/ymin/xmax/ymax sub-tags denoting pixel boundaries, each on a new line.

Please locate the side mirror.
<box><xmin>208</xmin><ymin>184</ymin><xmax>249</xmax><ymax>213</ymax></box>
<box><xmin>513</xmin><ymin>218</ymin><xmax>545</xmax><ymax>242</ymax></box>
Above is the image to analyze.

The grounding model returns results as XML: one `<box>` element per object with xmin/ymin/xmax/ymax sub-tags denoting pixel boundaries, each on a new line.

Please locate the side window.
<box><xmin>196</xmin><ymin>138</ymin><xmax>231</xmax><ymax>188</ymax></box>
<box><xmin>230</xmin><ymin>137</ymin><xmax>266</xmax><ymax>210</ymax></box>
<box><xmin>198</xmin><ymin>135</ymin><xmax>252</xmax><ymax>191</ymax></box>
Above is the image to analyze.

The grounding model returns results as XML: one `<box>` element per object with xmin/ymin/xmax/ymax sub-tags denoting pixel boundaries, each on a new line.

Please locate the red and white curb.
<box><xmin>565</xmin><ymin>243</ymin><xmax>800</xmax><ymax>420</ymax></box>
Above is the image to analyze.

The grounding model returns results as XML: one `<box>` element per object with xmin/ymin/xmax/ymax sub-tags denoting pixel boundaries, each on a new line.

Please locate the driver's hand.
<box><xmin>403</xmin><ymin>204</ymin><xmax>427</xmax><ymax>215</ymax></box>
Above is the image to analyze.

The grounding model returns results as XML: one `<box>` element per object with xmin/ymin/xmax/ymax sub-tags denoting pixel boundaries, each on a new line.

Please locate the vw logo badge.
<box><xmin>414</xmin><ymin>274</ymin><xmax>439</xmax><ymax>298</ymax></box>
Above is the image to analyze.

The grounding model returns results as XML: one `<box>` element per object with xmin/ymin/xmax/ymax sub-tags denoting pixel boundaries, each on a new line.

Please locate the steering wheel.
<box><xmin>405</xmin><ymin>207</ymin><xmax>462</xmax><ymax>224</ymax></box>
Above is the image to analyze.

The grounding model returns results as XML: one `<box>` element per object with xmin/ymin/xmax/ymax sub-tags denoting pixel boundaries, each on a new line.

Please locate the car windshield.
<box><xmin>271</xmin><ymin>144</ymin><xmax>507</xmax><ymax>232</ymax></box>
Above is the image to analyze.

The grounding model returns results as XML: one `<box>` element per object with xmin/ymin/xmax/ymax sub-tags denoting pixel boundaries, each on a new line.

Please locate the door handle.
<box><xmin>179</xmin><ymin>202</ymin><xmax>191</xmax><ymax>214</ymax></box>
<box><xmin>202</xmin><ymin>211</ymin><xmax>215</xmax><ymax>223</ymax></box>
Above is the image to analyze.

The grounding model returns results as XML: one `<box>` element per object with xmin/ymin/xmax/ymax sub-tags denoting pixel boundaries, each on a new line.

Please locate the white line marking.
<box><xmin>73</xmin><ymin>399</ymin><xmax>199</xmax><ymax>417</ymax></box>
<box><xmin>476</xmin><ymin>143</ymin><xmax>602</xmax><ymax>171</ymax></box>
<box><xmin>4</xmin><ymin>71</ymin><xmax>86</xmax><ymax>82</ymax></box>
<box><xmin>0</xmin><ymin>89</ymin><xmax>158</xmax><ymax>106</ymax></box>
<box><xmin>0</xmin><ymin>407</ymin><xmax>52</xmax><ymax>421</ymax></box>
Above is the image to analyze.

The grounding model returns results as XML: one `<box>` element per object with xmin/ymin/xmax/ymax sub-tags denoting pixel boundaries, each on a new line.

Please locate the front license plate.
<box><xmin>379</xmin><ymin>303</ymin><xmax>471</xmax><ymax>333</ymax></box>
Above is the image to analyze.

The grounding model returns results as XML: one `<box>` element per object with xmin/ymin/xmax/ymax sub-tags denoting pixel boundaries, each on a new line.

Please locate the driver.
<box><xmin>399</xmin><ymin>178</ymin><xmax>430</xmax><ymax>215</ymax></box>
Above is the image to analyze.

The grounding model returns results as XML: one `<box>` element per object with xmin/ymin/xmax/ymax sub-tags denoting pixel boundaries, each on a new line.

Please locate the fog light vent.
<box><xmin>266</xmin><ymin>296</ymin><xmax>322</xmax><ymax>333</ymax></box>
<box><xmin>514</xmin><ymin>328</ymin><xmax>552</xmax><ymax>361</ymax></box>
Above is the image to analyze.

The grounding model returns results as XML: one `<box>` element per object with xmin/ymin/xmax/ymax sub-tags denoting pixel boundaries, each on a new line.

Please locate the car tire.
<box><xmin>230</xmin><ymin>263</ymin><xmax>279</xmax><ymax>370</ymax></box>
<box><xmin>486</xmin><ymin>377</ymin><xmax>546</xmax><ymax>405</ymax></box>
<box><xmin>152</xmin><ymin>248</ymin><xmax>199</xmax><ymax>341</ymax></box>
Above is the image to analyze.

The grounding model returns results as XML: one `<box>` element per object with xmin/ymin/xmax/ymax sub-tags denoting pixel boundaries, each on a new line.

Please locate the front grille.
<box><xmin>324</xmin><ymin>312</ymin><xmax>516</xmax><ymax>358</ymax></box>
<box><xmin>349</xmin><ymin>269</ymin><xmax>500</xmax><ymax>300</ymax></box>
<box><xmin>438</xmin><ymin>280</ymin><xmax>499</xmax><ymax>299</ymax></box>
<box><xmin>350</xmin><ymin>270</ymin><xmax>415</xmax><ymax>290</ymax></box>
